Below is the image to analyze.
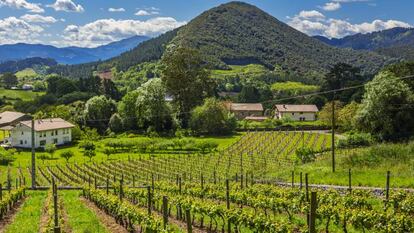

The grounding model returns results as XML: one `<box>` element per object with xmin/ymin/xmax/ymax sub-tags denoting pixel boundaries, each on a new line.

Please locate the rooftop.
<box><xmin>0</xmin><ymin>111</ymin><xmax>30</xmax><ymax>126</ymax></box>
<box><xmin>19</xmin><ymin>118</ymin><xmax>75</xmax><ymax>131</ymax></box>
<box><xmin>228</xmin><ymin>103</ymin><xmax>264</xmax><ymax>111</ymax></box>
<box><xmin>275</xmin><ymin>104</ymin><xmax>319</xmax><ymax>113</ymax></box>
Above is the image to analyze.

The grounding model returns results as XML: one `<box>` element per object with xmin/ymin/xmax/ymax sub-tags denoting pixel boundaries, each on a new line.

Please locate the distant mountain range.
<box><xmin>314</xmin><ymin>27</ymin><xmax>414</xmax><ymax>61</ymax></box>
<box><xmin>0</xmin><ymin>57</ymin><xmax>57</xmax><ymax>74</ymax></box>
<box><xmin>0</xmin><ymin>35</ymin><xmax>149</xmax><ymax>65</ymax></box>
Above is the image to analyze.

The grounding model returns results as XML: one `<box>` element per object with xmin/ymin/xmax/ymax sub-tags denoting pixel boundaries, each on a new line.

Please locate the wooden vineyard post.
<box><xmin>348</xmin><ymin>169</ymin><xmax>352</xmax><ymax>193</ymax></box>
<box><xmin>0</xmin><ymin>184</ymin><xmax>2</xmax><ymax>200</ymax></box>
<box><xmin>185</xmin><ymin>209</ymin><xmax>192</xmax><ymax>233</ymax></box>
<box><xmin>213</xmin><ymin>170</ymin><xmax>217</xmax><ymax>184</ymax></box>
<box><xmin>305</xmin><ymin>173</ymin><xmax>309</xmax><ymax>202</ymax></box>
<box><xmin>151</xmin><ymin>173</ymin><xmax>155</xmax><ymax>192</ymax></box>
<box><xmin>147</xmin><ymin>186</ymin><xmax>152</xmax><ymax>215</ymax></box>
<box><xmin>251</xmin><ymin>173</ymin><xmax>254</xmax><ymax>186</ymax></box>
<box><xmin>300</xmin><ymin>172</ymin><xmax>303</xmax><ymax>189</ymax></box>
<box><xmin>179</xmin><ymin>177</ymin><xmax>182</xmax><ymax>194</ymax></box>
<box><xmin>162</xmin><ymin>196</ymin><xmax>168</xmax><ymax>229</ymax></box>
<box><xmin>201</xmin><ymin>174</ymin><xmax>204</xmax><ymax>189</ymax></box>
<box><xmin>309</xmin><ymin>192</ymin><xmax>317</xmax><ymax>233</ymax></box>
<box><xmin>226</xmin><ymin>179</ymin><xmax>231</xmax><ymax>233</ymax></box>
<box><xmin>119</xmin><ymin>179</ymin><xmax>123</xmax><ymax>202</ymax></box>
<box><xmin>291</xmin><ymin>171</ymin><xmax>294</xmax><ymax>188</ymax></box>
<box><xmin>52</xmin><ymin>178</ymin><xmax>61</xmax><ymax>233</ymax></box>
<box><xmin>386</xmin><ymin>171</ymin><xmax>390</xmax><ymax>201</ymax></box>
<box><xmin>106</xmin><ymin>176</ymin><xmax>109</xmax><ymax>195</ymax></box>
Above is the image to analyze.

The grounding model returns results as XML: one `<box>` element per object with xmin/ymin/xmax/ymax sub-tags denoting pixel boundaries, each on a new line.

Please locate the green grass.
<box><xmin>271</xmin><ymin>81</ymin><xmax>319</xmax><ymax>93</ymax></box>
<box><xmin>61</xmin><ymin>190</ymin><xmax>110</xmax><ymax>233</ymax></box>
<box><xmin>0</xmin><ymin>88</ymin><xmax>45</xmax><ymax>101</ymax></box>
<box><xmin>211</xmin><ymin>64</ymin><xmax>269</xmax><ymax>77</ymax></box>
<box><xmin>271</xmin><ymin>143</ymin><xmax>414</xmax><ymax>188</ymax></box>
<box><xmin>3</xmin><ymin>191</ymin><xmax>46</xmax><ymax>233</ymax></box>
<box><xmin>15</xmin><ymin>68</ymin><xmax>37</xmax><ymax>78</ymax></box>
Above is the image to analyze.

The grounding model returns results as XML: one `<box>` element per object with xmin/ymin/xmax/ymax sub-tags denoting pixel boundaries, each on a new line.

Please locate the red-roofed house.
<box><xmin>275</xmin><ymin>104</ymin><xmax>319</xmax><ymax>121</ymax></box>
<box><xmin>226</xmin><ymin>103</ymin><xmax>264</xmax><ymax>120</ymax></box>
<box><xmin>9</xmin><ymin>118</ymin><xmax>75</xmax><ymax>148</ymax></box>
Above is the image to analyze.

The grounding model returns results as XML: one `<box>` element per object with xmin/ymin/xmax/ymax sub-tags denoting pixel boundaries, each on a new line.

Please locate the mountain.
<box><xmin>54</xmin><ymin>1</ymin><xmax>395</xmax><ymax>79</ymax></box>
<box><xmin>314</xmin><ymin>27</ymin><xmax>414</xmax><ymax>60</ymax></box>
<box><xmin>0</xmin><ymin>35</ymin><xmax>149</xmax><ymax>65</ymax></box>
<box><xmin>0</xmin><ymin>57</ymin><xmax>57</xmax><ymax>74</ymax></box>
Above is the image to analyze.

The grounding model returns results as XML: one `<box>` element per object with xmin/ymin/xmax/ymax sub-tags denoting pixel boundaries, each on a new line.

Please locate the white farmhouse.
<box><xmin>275</xmin><ymin>104</ymin><xmax>319</xmax><ymax>121</ymax></box>
<box><xmin>9</xmin><ymin>118</ymin><xmax>75</xmax><ymax>148</ymax></box>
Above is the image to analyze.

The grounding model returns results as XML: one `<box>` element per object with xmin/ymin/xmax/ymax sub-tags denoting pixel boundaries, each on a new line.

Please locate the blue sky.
<box><xmin>0</xmin><ymin>0</ymin><xmax>413</xmax><ymax>47</ymax></box>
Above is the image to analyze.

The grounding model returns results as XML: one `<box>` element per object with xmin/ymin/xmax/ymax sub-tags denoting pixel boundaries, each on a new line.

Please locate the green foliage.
<box><xmin>338</xmin><ymin>132</ymin><xmax>373</xmax><ymax>148</ymax></box>
<box><xmin>355</xmin><ymin>71</ymin><xmax>414</xmax><ymax>141</ymax></box>
<box><xmin>113</xmin><ymin>62</ymin><xmax>160</xmax><ymax>94</ymax></box>
<box><xmin>60</xmin><ymin>150</ymin><xmax>74</xmax><ymax>162</ymax></box>
<box><xmin>108</xmin><ymin>113</ymin><xmax>123</xmax><ymax>133</ymax></box>
<box><xmin>161</xmin><ymin>47</ymin><xmax>216</xmax><ymax>126</ymax></box>
<box><xmin>0</xmin><ymin>148</ymin><xmax>15</xmax><ymax>165</ymax></box>
<box><xmin>271</xmin><ymin>81</ymin><xmax>319</xmax><ymax>94</ymax></box>
<box><xmin>295</xmin><ymin>147</ymin><xmax>317</xmax><ymax>164</ymax></box>
<box><xmin>84</xmin><ymin>95</ymin><xmax>117</xmax><ymax>133</ymax></box>
<box><xmin>189</xmin><ymin>98</ymin><xmax>237</xmax><ymax>135</ymax></box>
<box><xmin>195</xmin><ymin>140</ymin><xmax>219</xmax><ymax>153</ymax></box>
<box><xmin>79</xmin><ymin>141</ymin><xmax>96</xmax><ymax>161</ymax></box>
<box><xmin>1</xmin><ymin>73</ymin><xmax>18</xmax><ymax>89</ymax></box>
<box><xmin>44</xmin><ymin>144</ymin><xmax>57</xmax><ymax>158</ymax></box>
<box><xmin>318</xmin><ymin>101</ymin><xmax>343</xmax><ymax>126</ymax></box>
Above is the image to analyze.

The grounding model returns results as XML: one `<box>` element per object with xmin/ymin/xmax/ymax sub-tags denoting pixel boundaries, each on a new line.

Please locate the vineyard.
<box><xmin>0</xmin><ymin>131</ymin><xmax>413</xmax><ymax>233</ymax></box>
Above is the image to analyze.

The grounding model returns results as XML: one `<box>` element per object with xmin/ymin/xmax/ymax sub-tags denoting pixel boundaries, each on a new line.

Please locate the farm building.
<box><xmin>226</xmin><ymin>103</ymin><xmax>264</xmax><ymax>120</ymax></box>
<box><xmin>0</xmin><ymin>111</ymin><xmax>32</xmax><ymax>128</ymax></box>
<box><xmin>8</xmin><ymin>118</ymin><xmax>75</xmax><ymax>148</ymax></box>
<box><xmin>275</xmin><ymin>104</ymin><xmax>318</xmax><ymax>121</ymax></box>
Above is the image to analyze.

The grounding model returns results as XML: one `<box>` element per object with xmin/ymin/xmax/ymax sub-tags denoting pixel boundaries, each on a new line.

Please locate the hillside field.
<box><xmin>0</xmin><ymin>88</ymin><xmax>45</xmax><ymax>101</ymax></box>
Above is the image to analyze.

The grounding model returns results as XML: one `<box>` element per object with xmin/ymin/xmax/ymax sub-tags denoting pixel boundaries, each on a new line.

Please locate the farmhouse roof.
<box><xmin>228</xmin><ymin>103</ymin><xmax>264</xmax><ymax>112</ymax></box>
<box><xmin>0</xmin><ymin>111</ymin><xmax>30</xmax><ymax>126</ymax></box>
<box><xmin>19</xmin><ymin>118</ymin><xmax>75</xmax><ymax>131</ymax></box>
<box><xmin>275</xmin><ymin>104</ymin><xmax>319</xmax><ymax>113</ymax></box>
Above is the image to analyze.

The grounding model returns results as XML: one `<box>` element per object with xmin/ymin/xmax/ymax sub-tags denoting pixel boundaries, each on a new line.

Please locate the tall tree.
<box><xmin>161</xmin><ymin>47</ymin><xmax>216</xmax><ymax>127</ymax></box>
<box><xmin>355</xmin><ymin>71</ymin><xmax>414</xmax><ymax>141</ymax></box>
<box><xmin>1</xmin><ymin>73</ymin><xmax>18</xmax><ymax>89</ymax></box>
<box><xmin>84</xmin><ymin>95</ymin><xmax>117</xmax><ymax>133</ymax></box>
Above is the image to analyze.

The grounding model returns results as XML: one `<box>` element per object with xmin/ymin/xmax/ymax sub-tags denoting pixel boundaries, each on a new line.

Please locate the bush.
<box><xmin>295</xmin><ymin>147</ymin><xmax>317</xmax><ymax>164</ymax></box>
<box><xmin>196</xmin><ymin>140</ymin><xmax>219</xmax><ymax>154</ymax></box>
<box><xmin>0</xmin><ymin>148</ymin><xmax>15</xmax><ymax>165</ymax></box>
<box><xmin>338</xmin><ymin>132</ymin><xmax>373</xmax><ymax>148</ymax></box>
<box><xmin>60</xmin><ymin>150</ymin><xmax>74</xmax><ymax>162</ymax></box>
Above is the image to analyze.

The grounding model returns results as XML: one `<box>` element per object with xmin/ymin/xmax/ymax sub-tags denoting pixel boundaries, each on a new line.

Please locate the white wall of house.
<box><xmin>275</xmin><ymin>112</ymin><xmax>317</xmax><ymax>121</ymax></box>
<box><xmin>10</xmin><ymin>124</ymin><xmax>72</xmax><ymax>148</ymax></box>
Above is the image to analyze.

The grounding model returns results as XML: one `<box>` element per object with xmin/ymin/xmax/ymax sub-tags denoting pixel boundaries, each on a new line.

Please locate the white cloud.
<box><xmin>321</xmin><ymin>2</ymin><xmax>341</xmax><ymax>11</ymax></box>
<box><xmin>135</xmin><ymin>9</ymin><xmax>159</xmax><ymax>16</ymax></box>
<box><xmin>108</xmin><ymin>7</ymin><xmax>125</xmax><ymax>12</ymax></box>
<box><xmin>60</xmin><ymin>17</ymin><xmax>186</xmax><ymax>47</ymax></box>
<box><xmin>332</xmin><ymin>0</ymin><xmax>369</xmax><ymax>2</ymax></box>
<box><xmin>298</xmin><ymin>10</ymin><xmax>325</xmax><ymax>20</ymax></box>
<box><xmin>288</xmin><ymin>10</ymin><xmax>412</xmax><ymax>38</ymax></box>
<box><xmin>20</xmin><ymin>14</ymin><xmax>57</xmax><ymax>24</ymax></box>
<box><xmin>0</xmin><ymin>0</ymin><xmax>44</xmax><ymax>13</ymax></box>
<box><xmin>0</xmin><ymin>16</ymin><xmax>43</xmax><ymax>44</ymax></box>
<box><xmin>47</xmin><ymin>0</ymin><xmax>84</xmax><ymax>13</ymax></box>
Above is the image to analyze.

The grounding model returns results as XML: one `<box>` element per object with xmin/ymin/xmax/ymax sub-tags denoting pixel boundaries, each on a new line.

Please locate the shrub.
<box><xmin>196</xmin><ymin>140</ymin><xmax>219</xmax><ymax>154</ymax></box>
<box><xmin>338</xmin><ymin>132</ymin><xmax>373</xmax><ymax>148</ymax></box>
<box><xmin>295</xmin><ymin>147</ymin><xmax>317</xmax><ymax>164</ymax></box>
<box><xmin>60</xmin><ymin>150</ymin><xmax>74</xmax><ymax>162</ymax></box>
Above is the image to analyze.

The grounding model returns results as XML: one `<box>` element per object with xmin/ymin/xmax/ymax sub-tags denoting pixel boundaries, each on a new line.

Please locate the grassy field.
<box><xmin>272</xmin><ymin>142</ymin><xmax>414</xmax><ymax>188</ymax></box>
<box><xmin>3</xmin><ymin>191</ymin><xmax>46</xmax><ymax>233</ymax></box>
<box><xmin>61</xmin><ymin>191</ymin><xmax>109</xmax><ymax>233</ymax></box>
<box><xmin>271</xmin><ymin>81</ymin><xmax>319</xmax><ymax>93</ymax></box>
<box><xmin>15</xmin><ymin>68</ymin><xmax>37</xmax><ymax>78</ymax></box>
<box><xmin>0</xmin><ymin>88</ymin><xmax>45</xmax><ymax>101</ymax></box>
<box><xmin>211</xmin><ymin>64</ymin><xmax>269</xmax><ymax>77</ymax></box>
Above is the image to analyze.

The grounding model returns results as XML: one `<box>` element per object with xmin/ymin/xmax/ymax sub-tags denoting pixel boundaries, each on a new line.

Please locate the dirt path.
<box><xmin>80</xmin><ymin>197</ymin><xmax>129</xmax><ymax>233</ymax></box>
<box><xmin>0</xmin><ymin>197</ymin><xmax>26</xmax><ymax>233</ymax></box>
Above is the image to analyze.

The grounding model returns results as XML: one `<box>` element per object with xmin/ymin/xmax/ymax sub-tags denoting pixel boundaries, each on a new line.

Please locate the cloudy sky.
<box><xmin>0</xmin><ymin>0</ymin><xmax>413</xmax><ymax>48</ymax></box>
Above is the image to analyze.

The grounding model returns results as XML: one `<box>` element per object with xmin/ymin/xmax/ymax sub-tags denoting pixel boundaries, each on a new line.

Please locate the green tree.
<box><xmin>118</xmin><ymin>90</ymin><xmax>140</xmax><ymax>130</ymax></box>
<box><xmin>1</xmin><ymin>73</ymin><xmax>18</xmax><ymax>89</ymax></box>
<box><xmin>60</xmin><ymin>150</ymin><xmax>74</xmax><ymax>163</ymax></box>
<box><xmin>318</xmin><ymin>101</ymin><xmax>343</xmax><ymax>126</ymax></box>
<box><xmin>189</xmin><ymin>98</ymin><xmax>237</xmax><ymax>135</ymax></box>
<box><xmin>355</xmin><ymin>71</ymin><xmax>414</xmax><ymax>140</ymax></box>
<box><xmin>84</xmin><ymin>95</ymin><xmax>117</xmax><ymax>133</ymax></box>
<box><xmin>161</xmin><ymin>47</ymin><xmax>216</xmax><ymax>127</ymax></box>
<box><xmin>109</xmin><ymin>113</ymin><xmax>123</xmax><ymax>133</ymax></box>
<box><xmin>44</xmin><ymin>144</ymin><xmax>57</xmax><ymax>159</ymax></box>
<box><xmin>338</xmin><ymin>101</ymin><xmax>360</xmax><ymax>131</ymax></box>
<box><xmin>135</xmin><ymin>78</ymin><xmax>174</xmax><ymax>132</ymax></box>
<box><xmin>238</xmin><ymin>85</ymin><xmax>260</xmax><ymax>103</ymax></box>
<box><xmin>79</xmin><ymin>141</ymin><xmax>96</xmax><ymax>161</ymax></box>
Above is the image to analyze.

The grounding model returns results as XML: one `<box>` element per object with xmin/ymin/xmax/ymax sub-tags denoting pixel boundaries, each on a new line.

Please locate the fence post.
<box><xmin>386</xmin><ymin>171</ymin><xmax>390</xmax><ymax>201</ymax></box>
<box><xmin>213</xmin><ymin>170</ymin><xmax>217</xmax><ymax>184</ymax></box>
<box><xmin>305</xmin><ymin>173</ymin><xmax>309</xmax><ymax>202</ymax></box>
<box><xmin>300</xmin><ymin>172</ymin><xmax>303</xmax><ymax>189</ymax></box>
<box><xmin>162</xmin><ymin>196</ymin><xmax>168</xmax><ymax>229</ymax></box>
<box><xmin>52</xmin><ymin>178</ymin><xmax>61</xmax><ymax>233</ymax></box>
<box><xmin>147</xmin><ymin>186</ymin><xmax>152</xmax><ymax>215</ymax></box>
<box><xmin>119</xmin><ymin>179</ymin><xmax>123</xmax><ymax>202</ymax></box>
<box><xmin>309</xmin><ymin>192</ymin><xmax>317</xmax><ymax>233</ymax></box>
<box><xmin>348</xmin><ymin>169</ymin><xmax>352</xmax><ymax>193</ymax></box>
<box><xmin>291</xmin><ymin>171</ymin><xmax>294</xmax><ymax>188</ymax></box>
<box><xmin>185</xmin><ymin>209</ymin><xmax>192</xmax><ymax>233</ymax></box>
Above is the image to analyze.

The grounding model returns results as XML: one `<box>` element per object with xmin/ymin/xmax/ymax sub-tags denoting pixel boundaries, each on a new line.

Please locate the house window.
<box><xmin>21</xmin><ymin>131</ymin><xmax>24</xmax><ymax>135</ymax></box>
<box><xmin>55</xmin><ymin>130</ymin><xmax>58</xmax><ymax>135</ymax></box>
<box><xmin>39</xmin><ymin>133</ymin><xmax>42</xmax><ymax>138</ymax></box>
<box><xmin>24</xmin><ymin>140</ymin><xmax>27</xmax><ymax>144</ymax></box>
<box><xmin>51</xmin><ymin>131</ymin><xmax>54</xmax><ymax>136</ymax></box>
<box><xmin>40</xmin><ymin>140</ymin><xmax>46</xmax><ymax>146</ymax></box>
<box><xmin>292</xmin><ymin>113</ymin><xmax>295</xmax><ymax>116</ymax></box>
<box><xmin>53</xmin><ymin>138</ymin><xmax>58</xmax><ymax>144</ymax></box>
<box><xmin>43</xmin><ymin>132</ymin><xmax>46</xmax><ymax>137</ymax></box>
<box><xmin>20</xmin><ymin>140</ymin><xmax>23</xmax><ymax>145</ymax></box>
<box><xmin>63</xmin><ymin>136</ymin><xmax>69</xmax><ymax>143</ymax></box>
